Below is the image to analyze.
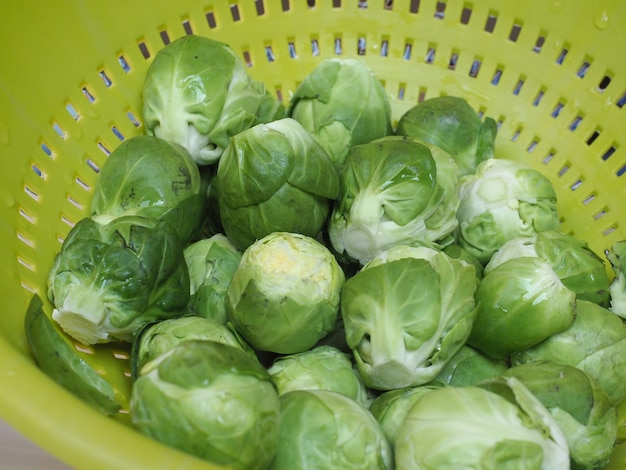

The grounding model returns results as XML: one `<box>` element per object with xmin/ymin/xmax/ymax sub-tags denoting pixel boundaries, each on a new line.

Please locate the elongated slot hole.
<box><xmin>469</xmin><ymin>58</ymin><xmax>481</xmax><ymax>77</ymax></box>
<box><xmin>527</xmin><ymin>140</ymin><xmax>539</xmax><ymax>153</ymax></box>
<box><xmin>434</xmin><ymin>1</ymin><xmax>446</xmax><ymax>19</ymax></box>
<box><xmin>99</xmin><ymin>70</ymin><xmax>112</xmax><ymax>87</ymax></box>
<box><xmin>243</xmin><ymin>50</ymin><xmax>253</xmax><ymax>67</ymax></box>
<box><xmin>87</xmin><ymin>159</ymin><xmax>100</xmax><ymax>173</ymax></box>
<box><xmin>448</xmin><ymin>51</ymin><xmax>458</xmax><ymax>70</ymax></box>
<box><xmin>52</xmin><ymin>122</ymin><xmax>66</xmax><ymax>139</ymax></box>
<box><xmin>357</xmin><ymin>37</ymin><xmax>366</xmax><ymax>55</ymax></box>
<box><xmin>255</xmin><ymin>0</ymin><xmax>265</xmax><ymax>15</ymax></box>
<box><xmin>19</xmin><ymin>208</ymin><xmax>35</xmax><ymax>224</ymax></box>
<box><xmin>127</xmin><ymin>111</ymin><xmax>141</xmax><ymax>127</ymax></box>
<box><xmin>182</xmin><ymin>19</ymin><xmax>193</xmax><ymax>34</ymax></box>
<box><xmin>403</xmin><ymin>42</ymin><xmax>412</xmax><ymax>60</ymax></box>
<box><xmin>543</xmin><ymin>151</ymin><xmax>555</xmax><ymax>164</ymax></box>
<box><xmin>66</xmin><ymin>103</ymin><xmax>80</xmax><ymax>120</ymax></box>
<box><xmin>75</xmin><ymin>176</ymin><xmax>91</xmax><ymax>191</ymax></box>
<box><xmin>569</xmin><ymin>115</ymin><xmax>583</xmax><ymax>131</ymax></box>
<box><xmin>425</xmin><ymin>46</ymin><xmax>435</xmax><ymax>64</ymax></box>
<box><xmin>118</xmin><ymin>55</ymin><xmax>131</xmax><ymax>72</ymax></box>
<box><xmin>61</xmin><ymin>215</ymin><xmax>75</xmax><ymax>228</ymax></box>
<box><xmin>311</xmin><ymin>38</ymin><xmax>320</xmax><ymax>56</ymax></box>
<box><xmin>602</xmin><ymin>226</ymin><xmax>616</xmax><ymax>236</ymax></box>
<box><xmin>586</xmin><ymin>129</ymin><xmax>600</xmax><ymax>146</ymax></box>
<box><xmin>380</xmin><ymin>39</ymin><xmax>389</xmax><ymax>57</ymax></box>
<box><xmin>160</xmin><ymin>30</ymin><xmax>170</xmax><ymax>45</ymax></box>
<box><xmin>491</xmin><ymin>68</ymin><xmax>503</xmax><ymax>85</ymax></box>
<box><xmin>598</xmin><ymin>74</ymin><xmax>611</xmax><ymax>91</ymax></box>
<box><xmin>577</xmin><ymin>60</ymin><xmax>591</xmax><ymax>78</ymax></box>
<box><xmin>509</xmin><ymin>22</ymin><xmax>522</xmax><ymax>42</ymax></box>
<box><xmin>533</xmin><ymin>34</ymin><xmax>545</xmax><ymax>53</ymax></box>
<box><xmin>410</xmin><ymin>0</ymin><xmax>420</xmax><ymax>14</ymax></box>
<box><xmin>231</xmin><ymin>3</ymin><xmax>241</xmax><ymax>21</ymax></box>
<box><xmin>418</xmin><ymin>88</ymin><xmax>427</xmax><ymax>103</ymax></box>
<box><xmin>17</xmin><ymin>232</ymin><xmax>34</xmax><ymax>247</ymax></box>
<box><xmin>602</xmin><ymin>145</ymin><xmax>616</xmax><ymax>161</ymax></box>
<box><xmin>32</xmin><ymin>164</ymin><xmax>44</xmax><ymax>178</ymax></box>
<box><xmin>288</xmin><ymin>41</ymin><xmax>297</xmax><ymax>58</ymax></box>
<box><xmin>205</xmin><ymin>11</ymin><xmax>217</xmax><ymax>29</ymax></box>
<box><xmin>24</xmin><ymin>186</ymin><xmax>39</xmax><ymax>201</ymax></box>
<box><xmin>460</xmin><ymin>5</ymin><xmax>472</xmax><ymax>23</ymax></box>
<box><xmin>111</xmin><ymin>126</ymin><xmax>125</xmax><ymax>141</ymax></box>
<box><xmin>82</xmin><ymin>86</ymin><xmax>96</xmax><ymax>103</ymax></box>
<box><xmin>556</xmin><ymin>48</ymin><xmax>568</xmax><ymax>65</ymax></box>
<box><xmin>20</xmin><ymin>281</ymin><xmax>37</xmax><ymax>294</ymax></box>
<box><xmin>265</xmin><ymin>46</ymin><xmax>275</xmax><ymax>62</ymax></box>
<box><xmin>484</xmin><ymin>13</ymin><xmax>497</xmax><ymax>32</ymax></box>
<box><xmin>398</xmin><ymin>83</ymin><xmax>406</xmax><ymax>100</ymax></box>
<box><xmin>138</xmin><ymin>41</ymin><xmax>151</xmax><ymax>59</ymax></box>
<box><xmin>68</xmin><ymin>195</ymin><xmax>83</xmax><ymax>210</ymax></box>
<box><xmin>583</xmin><ymin>194</ymin><xmax>595</xmax><ymax>205</ymax></box>
<box><xmin>335</xmin><ymin>37</ymin><xmax>342</xmax><ymax>55</ymax></box>
<box><xmin>551</xmin><ymin>102</ymin><xmax>564</xmax><ymax>118</ymax></box>
<box><xmin>41</xmin><ymin>142</ymin><xmax>53</xmax><ymax>157</ymax></box>
<box><xmin>97</xmin><ymin>142</ymin><xmax>111</xmax><ymax>156</ymax></box>
<box><xmin>17</xmin><ymin>256</ymin><xmax>35</xmax><ymax>271</ymax></box>
<box><xmin>281</xmin><ymin>0</ymin><xmax>290</xmax><ymax>12</ymax></box>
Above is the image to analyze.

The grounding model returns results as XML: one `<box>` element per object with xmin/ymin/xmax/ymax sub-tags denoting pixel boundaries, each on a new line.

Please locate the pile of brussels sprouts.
<box><xmin>26</xmin><ymin>35</ymin><xmax>626</xmax><ymax>469</ymax></box>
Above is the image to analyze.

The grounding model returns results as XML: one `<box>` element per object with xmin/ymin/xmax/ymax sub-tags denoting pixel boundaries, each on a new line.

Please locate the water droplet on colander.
<box><xmin>594</xmin><ymin>10</ymin><xmax>610</xmax><ymax>30</ymax></box>
<box><xmin>0</xmin><ymin>122</ymin><xmax>10</xmax><ymax>145</ymax></box>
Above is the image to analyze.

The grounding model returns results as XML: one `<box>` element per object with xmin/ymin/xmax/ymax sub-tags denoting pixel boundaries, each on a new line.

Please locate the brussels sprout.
<box><xmin>226</xmin><ymin>232</ymin><xmax>345</xmax><ymax>354</ymax></box>
<box><xmin>328</xmin><ymin>136</ymin><xmax>460</xmax><ymax>265</ymax></box>
<box><xmin>394</xmin><ymin>376</ymin><xmax>570</xmax><ymax>469</ymax></box>
<box><xmin>442</xmin><ymin>243</ymin><xmax>484</xmax><ymax>280</ymax></box>
<box><xmin>395</xmin><ymin>95</ymin><xmax>497</xmax><ymax>176</ymax></box>
<box><xmin>142</xmin><ymin>35</ymin><xmax>284</xmax><ymax>165</ymax></box>
<box><xmin>268</xmin><ymin>390</ymin><xmax>393</xmax><ymax>470</ymax></box>
<box><xmin>131</xmin><ymin>340</ymin><xmax>280</xmax><ymax>470</ymax></box>
<box><xmin>89</xmin><ymin>134</ymin><xmax>205</xmax><ymax>246</ymax></box>
<box><xmin>468</xmin><ymin>256</ymin><xmax>576</xmax><ymax>360</ymax></box>
<box><xmin>605</xmin><ymin>241</ymin><xmax>626</xmax><ymax>318</ymax></box>
<box><xmin>199</xmin><ymin>164</ymin><xmax>224</xmax><ymax>237</ymax></box>
<box><xmin>183</xmin><ymin>234</ymin><xmax>242</xmax><ymax>323</ymax></box>
<box><xmin>47</xmin><ymin>216</ymin><xmax>190</xmax><ymax>345</ymax></box>
<box><xmin>267</xmin><ymin>345</ymin><xmax>371</xmax><ymax>408</ymax></box>
<box><xmin>502</xmin><ymin>360</ymin><xmax>618</xmax><ymax>470</ymax></box>
<box><xmin>288</xmin><ymin>58</ymin><xmax>393</xmax><ymax>169</ymax></box>
<box><xmin>24</xmin><ymin>295</ymin><xmax>122</xmax><ymax>415</ymax></box>
<box><xmin>215</xmin><ymin>118</ymin><xmax>340</xmax><ymax>250</ymax></box>
<box><xmin>486</xmin><ymin>230</ymin><xmax>611</xmax><ymax>307</ymax></box>
<box><xmin>131</xmin><ymin>316</ymin><xmax>254</xmax><ymax>380</ymax></box>
<box><xmin>340</xmin><ymin>245</ymin><xmax>478</xmax><ymax>390</ymax></box>
<box><xmin>369</xmin><ymin>385</ymin><xmax>440</xmax><ymax>447</ymax></box>
<box><xmin>513</xmin><ymin>300</ymin><xmax>626</xmax><ymax>406</ymax></box>
<box><xmin>455</xmin><ymin>158</ymin><xmax>560</xmax><ymax>264</ymax></box>
<box><xmin>433</xmin><ymin>344</ymin><xmax>508</xmax><ymax>387</ymax></box>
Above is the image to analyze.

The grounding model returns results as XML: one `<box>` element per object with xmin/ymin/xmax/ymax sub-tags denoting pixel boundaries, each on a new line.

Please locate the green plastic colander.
<box><xmin>1</xmin><ymin>1</ymin><xmax>625</xmax><ymax>468</ymax></box>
